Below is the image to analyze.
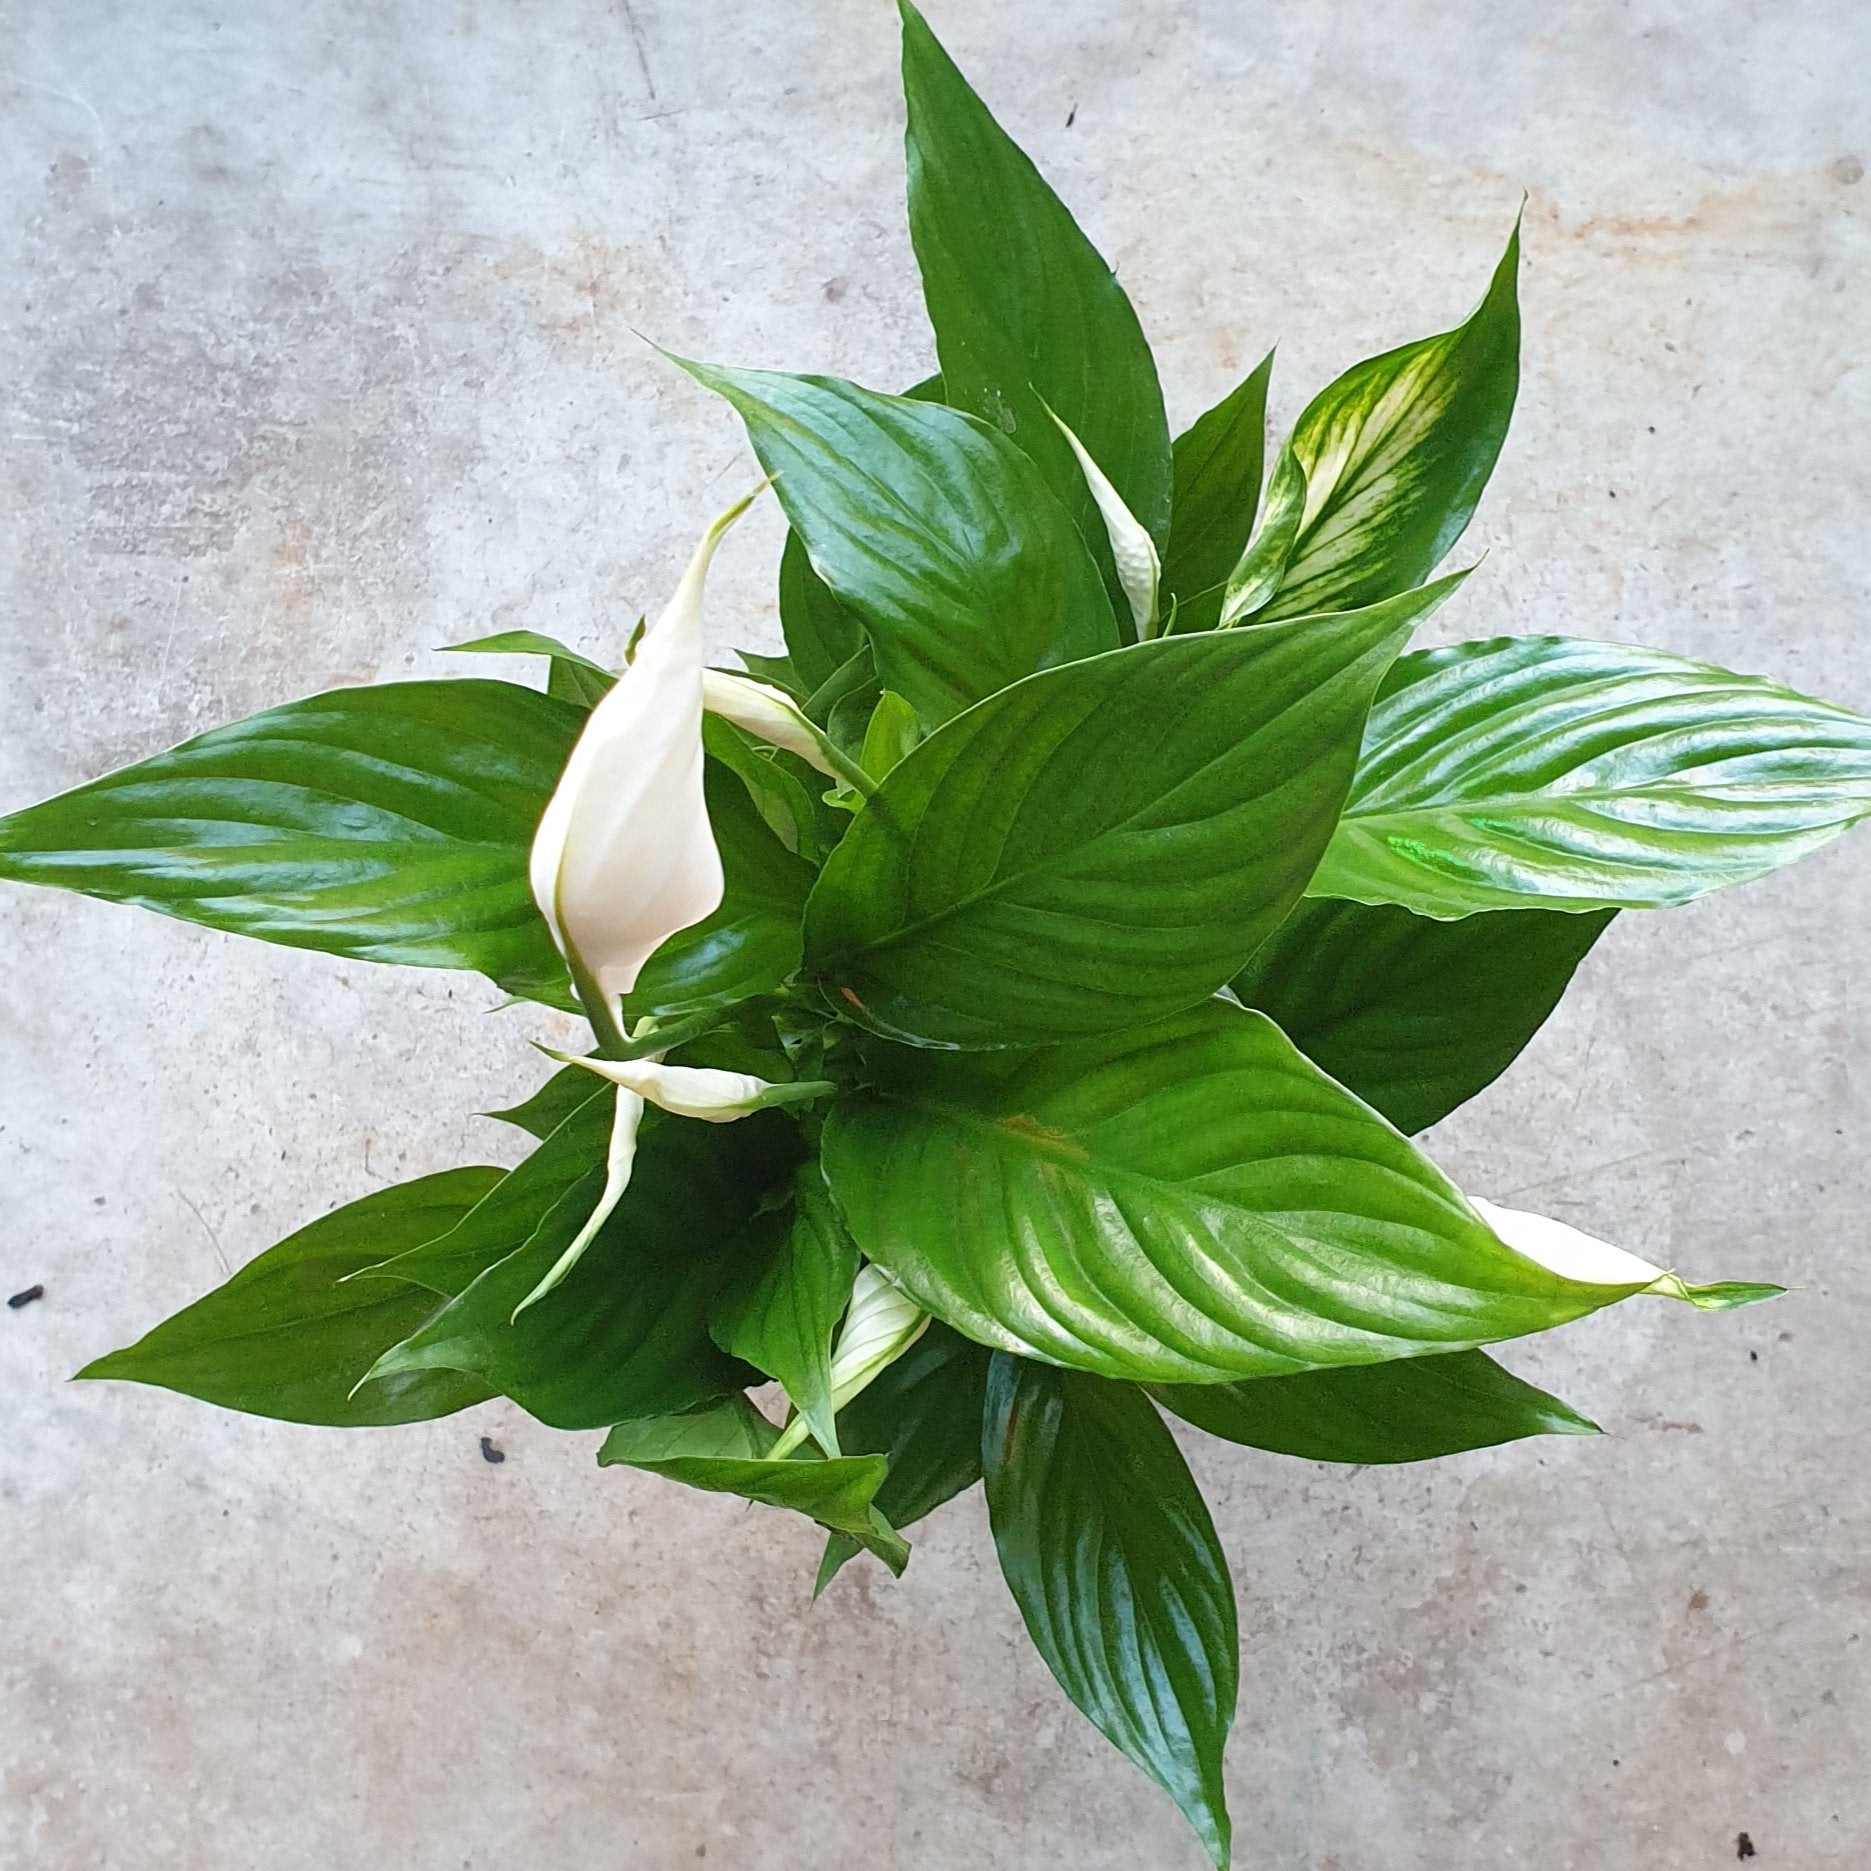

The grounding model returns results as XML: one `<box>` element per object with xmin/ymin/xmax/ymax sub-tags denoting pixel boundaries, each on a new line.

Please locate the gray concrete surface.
<box><xmin>3</xmin><ymin>3</ymin><xmax>1867</xmax><ymax>1866</ymax></box>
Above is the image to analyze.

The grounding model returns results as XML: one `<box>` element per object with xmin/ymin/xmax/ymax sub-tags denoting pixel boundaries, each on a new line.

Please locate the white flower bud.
<box><xmin>560</xmin><ymin>1052</ymin><xmax>833</xmax><ymax>1123</ymax></box>
<box><xmin>702</xmin><ymin>669</ymin><xmax>840</xmax><ymax>777</ymax></box>
<box><xmin>1470</xmin><ymin>1196</ymin><xmax>1663</xmax><ymax>1288</ymax></box>
<box><xmin>827</xmin><ymin>1265</ymin><xmax>929</xmax><ymax>1409</ymax></box>
<box><xmin>1048</xmin><ymin>408</ymin><xmax>1161</xmax><ymax>639</ymax></box>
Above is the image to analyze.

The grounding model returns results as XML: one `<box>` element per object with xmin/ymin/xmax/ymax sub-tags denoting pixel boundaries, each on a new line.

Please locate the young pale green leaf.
<box><xmin>824</xmin><ymin>1000</ymin><xmax>1654</xmax><ymax>1385</ymax></box>
<box><xmin>899</xmin><ymin>2</ymin><xmax>1172</xmax><ymax>585</ymax></box>
<box><xmin>984</xmin><ymin>1357</ymin><xmax>1237</xmax><ymax>1869</ymax></box>
<box><xmin>1154</xmin><ymin>1348</ymin><xmax>1598</xmax><ymax>1466</ymax></box>
<box><xmin>443</xmin><ymin>630</ymin><xmax>616</xmax><ymax>708</ymax></box>
<box><xmin>680</xmin><ymin>361</ymin><xmax>1116</xmax><ymax>728</ymax></box>
<box><xmin>622</xmin><ymin>752</ymin><xmax>815</xmax><ymax>1023</ymax></box>
<box><xmin>859</xmin><ymin>691</ymin><xmax>923</xmax><ymax>784</ymax></box>
<box><xmin>815</xmin><ymin>1320</ymin><xmax>990</xmax><ymax>1590</ymax></box>
<box><xmin>1231</xmin><ymin>897</ymin><xmax>1614</xmax><ymax>1133</ymax></box>
<box><xmin>75</xmin><ymin>1168</ymin><xmax>502</xmax><ymax>1427</ymax></box>
<box><xmin>1260</xmin><ymin>225</ymin><xmax>1519</xmax><ymax>621</ymax></box>
<box><xmin>599</xmin><ymin>1395</ymin><xmax>909</xmax><ymax>1574</ymax></box>
<box><xmin>360</xmin><ymin>1112</ymin><xmax>800</xmax><ymax>1430</ymax></box>
<box><xmin>1311</xmin><ymin>635</ymin><xmax>1871</xmax><ymax>916</ymax></box>
<box><xmin>1162</xmin><ymin>353</ymin><xmax>1273</xmax><ymax>634</ymax></box>
<box><xmin>0</xmin><ymin>680</ymin><xmax>580</xmax><ymax>1005</ymax></box>
<box><xmin>804</xmin><ymin>587</ymin><xmax>1448</xmax><ymax>1049</ymax></box>
<box><xmin>1218</xmin><ymin>446</ymin><xmax>1307</xmax><ymax>627</ymax></box>
<box><xmin>711</xmin><ymin>1172</ymin><xmax>861</xmax><ymax>1457</ymax></box>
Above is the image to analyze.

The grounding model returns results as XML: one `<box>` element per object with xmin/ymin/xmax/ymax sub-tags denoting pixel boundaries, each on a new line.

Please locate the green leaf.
<box><xmin>623</xmin><ymin>751</ymin><xmax>815</xmax><ymax>1023</ymax></box>
<box><xmin>1260</xmin><ymin>225</ymin><xmax>1519</xmax><ymax>621</ymax></box>
<box><xmin>1230</xmin><ymin>897</ymin><xmax>1614</xmax><ymax>1133</ymax></box>
<box><xmin>0</xmin><ymin>679</ymin><xmax>578</xmax><ymax>1006</ymax></box>
<box><xmin>899</xmin><ymin>1</ymin><xmax>1172</xmax><ymax>594</ymax></box>
<box><xmin>711</xmin><ymin>1170</ymin><xmax>861</xmax><ymax>1456</ymax></box>
<box><xmin>442</xmin><ymin>630</ymin><xmax>615</xmax><ymax>708</ymax></box>
<box><xmin>733</xmin><ymin>649</ymin><xmax>803</xmax><ymax>697</ymax></box>
<box><xmin>76</xmin><ymin>1168</ymin><xmax>503</xmax><ymax>1426</ymax></box>
<box><xmin>1311</xmin><ymin>635</ymin><xmax>1871</xmax><ymax>916</ymax></box>
<box><xmin>983</xmin><ymin>1357</ymin><xmax>1236</xmax><ymax>1868</ymax></box>
<box><xmin>779</xmin><ymin>528</ymin><xmax>865</xmax><ymax>701</ymax></box>
<box><xmin>599</xmin><ymin>1395</ymin><xmax>909</xmax><ymax>1573</ymax></box>
<box><xmin>1216</xmin><ymin>445</ymin><xmax>1306</xmax><ymax>627</ymax></box>
<box><xmin>680</xmin><ymin>360</ymin><xmax>1116</xmax><ymax>728</ymax></box>
<box><xmin>1154</xmin><ymin>1348</ymin><xmax>1598</xmax><ymax>1466</ymax></box>
<box><xmin>1162</xmin><ymin>352</ymin><xmax>1273</xmax><ymax>632</ymax></box>
<box><xmin>482</xmin><ymin>1062</ymin><xmax>602</xmax><ymax>1142</ymax></box>
<box><xmin>858</xmin><ymin>690</ymin><xmax>922</xmax><ymax>782</ymax></box>
<box><xmin>824</xmin><ymin>999</ymin><xmax>1649</xmax><ymax>1385</ymax></box>
<box><xmin>701</xmin><ymin>715</ymin><xmax>835</xmax><ymax>864</ymax></box>
<box><xmin>363</xmin><ymin>1111</ymin><xmax>800</xmax><ymax>1430</ymax></box>
<box><xmin>804</xmin><ymin>586</ymin><xmax>1446</xmax><ymax>1049</ymax></box>
<box><xmin>815</xmin><ymin>1319</ymin><xmax>989</xmax><ymax>1591</ymax></box>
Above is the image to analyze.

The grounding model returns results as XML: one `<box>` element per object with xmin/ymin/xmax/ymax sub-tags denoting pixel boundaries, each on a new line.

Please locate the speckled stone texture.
<box><xmin>3</xmin><ymin>4</ymin><xmax>1867</xmax><ymax>1867</ymax></box>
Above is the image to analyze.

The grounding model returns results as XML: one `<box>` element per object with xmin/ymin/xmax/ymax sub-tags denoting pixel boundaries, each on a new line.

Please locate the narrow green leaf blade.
<box><xmin>1231</xmin><ymin>897</ymin><xmax>1614</xmax><ymax>1133</ymax></box>
<box><xmin>984</xmin><ymin>1357</ymin><xmax>1236</xmax><ymax>1868</ymax></box>
<box><xmin>711</xmin><ymin>1171</ymin><xmax>861</xmax><ymax>1456</ymax></box>
<box><xmin>1163</xmin><ymin>352</ymin><xmax>1273</xmax><ymax>631</ymax></box>
<box><xmin>824</xmin><ymin>1000</ymin><xmax>1650</xmax><ymax>1385</ymax></box>
<box><xmin>1312</xmin><ymin>635</ymin><xmax>1871</xmax><ymax>915</ymax></box>
<box><xmin>76</xmin><ymin>1168</ymin><xmax>503</xmax><ymax>1426</ymax></box>
<box><xmin>681</xmin><ymin>360</ymin><xmax>1116</xmax><ymax>728</ymax></box>
<box><xmin>804</xmin><ymin>586</ymin><xmax>1446</xmax><ymax>1048</ymax></box>
<box><xmin>1154</xmin><ymin>1348</ymin><xmax>1598</xmax><ymax>1466</ymax></box>
<box><xmin>1261</xmin><ymin>225</ymin><xmax>1519</xmax><ymax>620</ymax></box>
<box><xmin>0</xmin><ymin>680</ymin><xmax>578</xmax><ymax>1005</ymax></box>
<box><xmin>443</xmin><ymin>630</ymin><xmax>616</xmax><ymax>708</ymax></box>
<box><xmin>483</xmin><ymin>1063</ymin><xmax>603</xmax><ymax>1142</ymax></box>
<box><xmin>900</xmin><ymin>2</ymin><xmax>1173</xmax><ymax>581</ymax></box>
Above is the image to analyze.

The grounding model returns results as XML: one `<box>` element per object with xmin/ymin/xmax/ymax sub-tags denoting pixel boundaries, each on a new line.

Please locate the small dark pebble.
<box><xmin>1738</xmin><ymin>1833</ymin><xmax>1756</xmax><ymax>1860</ymax></box>
<box><xmin>7</xmin><ymin>1285</ymin><xmax>45</xmax><ymax>1310</ymax></box>
<box><xmin>479</xmin><ymin>1436</ymin><xmax>506</xmax><ymax>1465</ymax></box>
<box><xmin>1750</xmin><ymin>1350</ymin><xmax>1760</xmax><ymax>1362</ymax></box>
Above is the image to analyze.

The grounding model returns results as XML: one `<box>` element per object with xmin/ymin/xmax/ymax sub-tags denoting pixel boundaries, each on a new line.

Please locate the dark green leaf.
<box><xmin>76</xmin><ymin>1168</ymin><xmax>502</xmax><ymax>1426</ymax></box>
<box><xmin>1260</xmin><ymin>224</ymin><xmax>1519</xmax><ymax>620</ymax></box>
<box><xmin>1154</xmin><ymin>1348</ymin><xmax>1597</xmax><ymax>1465</ymax></box>
<box><xmin>1231</xmin><ymin>897</ymin><xmax>1614</xmax><ymax>1133</ymax></box>
<box><xmin>779</xmin><ymin>528</ymin><xmax>866</xmax><ymax>701</ymax></box>
<box><xmin>680</xmin><ymin>360</ymin><xmax>1116</xmax><ymax>728</ymax></box>
<box><xmin>984</xmin><ymin>1357</ymin><xmax>1236</xmax><ymax>1868</ymax></box>
<box><xmin>815</xmin><ymin>1319</ymin><xmax>990</xmax><ymax>1590</ymax></box>
<box><xmin>804</xmin><ymin>587</ymin><xmax>1445</xmax><ymax>1048</ymax></box>
<box><xmin>711</xmin><ymin>1170</ymin><xmax>861</xmax><ymax>1456</ymax></box>
<box><xmin>899</xmin><ymin>1</ymin><xmax>1172</xmax><ymax>592</ymax></box>
<box><xmin>1163</xmin><ymin>352</ymin><xmax>1273</xmax><ymax>632</ymax></box>
<box><xmin>1311</xmin><ymin>635</ymin><xmax>1871</xmax><ymax>915</ymax></box>
<box><xmin>482</xmin><ymin>1062</ymin><xmax>602</xmax><ymax>1142</ymax></box>
<box><xmin>364</xmin><ymin>1112</ymin><xmax>800</xmax><ymax>1430</ymax></box>
<box><xmin>0</xmin><ymin>680</ymin><xmax>578</xmax><ymax>1006</ymax></box>
<box><xmin>599</xmin><ymin>1395</ymin><xmax>908</xmax><ymax>1573</ymax></box>
<box><xmin>701</xmin><ymin>715</ymin><xmax>836</xmax><ymax>864</ymax></box>
<box><xmin>824</xmin><ymin>1000</ymin><xmax>1649</xmax><ymax>1385</ymax></box>
<box><xmin>623</xmin><ymin>752</ymin><xmax>815</xmax><ymax>1023</ymax></box>
<box><xmin>733</xmin><ymin>649</ymin><xmax>803</xmax><ymax>697</ymax></box>
<box><xmin>443</xmin><ymin>630</ymin><xmax>616</xmax><ymax>709</ymax></box>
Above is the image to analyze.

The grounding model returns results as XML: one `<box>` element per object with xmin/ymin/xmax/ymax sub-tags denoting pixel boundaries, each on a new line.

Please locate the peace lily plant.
<box><xmin>6</xmin><ymin>8</ymin><xmax>1867</xmax><ymax>1863</ymax></box>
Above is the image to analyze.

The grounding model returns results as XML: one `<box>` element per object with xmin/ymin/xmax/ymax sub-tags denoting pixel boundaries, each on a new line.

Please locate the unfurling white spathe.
<box><xmin>828</xmin><ymin>1265</ymin><xmax>929</xmax><ymax>1410</ymax></box>
<box><xmin>702</xmin><ymin>669</ymin><xmax>840</xmax><ymax>778</ymax></box>
<box><xmin>529</xmin><ymin>493</ymin><xmax>756</xmax><ymax>1013</ymax></box>
<box><xmin>1471</xmin><ymin>1196</ymin><xmax>1665</xmax><ymax>1289</ymax></box>
<box><xmin>561</xmin><ymin>1052</ymin><xmax>836</xmax><ymax>1122</ymax></box>
<box><xmin>1048</xmin><ymin>408</ymin><xmax>1161</xmax><ymax>638</ymax></box>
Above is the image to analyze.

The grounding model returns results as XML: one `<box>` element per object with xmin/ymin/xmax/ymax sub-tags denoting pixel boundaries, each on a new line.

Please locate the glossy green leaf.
<box><xmin>681</xmin><ymin>360</ymin><xmax>1116</xmax><ymax>728</ymax></box>
<box><xmin>623</xmin><ymin>752</ymin><xmax>815</xmax><ymax>1023</ymax></box>
<box><xmin>443</xmin><ymin>630</ymin><xmax>615</xmax><ymax>709</ymax></box>
<box><xmin>599</xmin><ymin>1395</ymin><xmax>909</xmax><ymax>1573</ymax></box>
<box><xmin>711</xmin><ymin>1171</ymin><xmax>861</xmax><ymax>1456</ymax></box>
<box><xmin>0</xmin><ymin>679</ymin><xmax>579</xmax><ymax>1005</ymax></box>
<box><xmin>984</xmin><ymin>1357</ymin><xmax>1236</xmax><ymax>1868</ymax></box>
<box><xmin>899</xmin><ymin>1</ymin><xmax>1172</xmax><ymax>593</ymax></box>
<box><xmin>859</xmin><ymin>690</ymin><xmax>922</xmax><ymax>782</ymax></box>
<box><xmin>1154</xmin><ymin>1348</ymin><xmax>1597</xmax><ymax>1466</ymax></box>
<box><xmin>804</xmin><ymin>587</ymin><xmax>1446</xmax><ymax>1048</ymax></box>
<box><xmin>362</xmin><ymin>1112</ymin><xmax>799</xmax><ymax>1430</ymax></box>
<box><xmin>824</xmin><ymin>1000</ymin><xmax>1650</xmax><ymax>1385</ymax></box>
<box><xmin>701</xmin><ymin>715</ymin><xmax>835</xmax><ymax>864</ymax></box>
<box><xmin>482</xmin><ymin>1063</ymin><xmax>600</xmax><ymax>1142</ymax></box>
<box><xmin>1311</xmin><ymin>635</ymin><xmax>1871</xmax><ymax>916</ymax></box>
<box><xmin>1231</xmin><ymin>897</ymin><xmax>1614</xmax><ymax>1133</ymax></box>
<box><xmin>1163</xmin><ymin>352</ymin><xmax>1273</xmax><ymax>633</ymax></box>
<box><xmin>76</xmin><ymin>1169</ymin><xmax>502</xmax><ymax>1426</ymax></box>
<box><xmin>1260</xmin><ymin>226</ymin><xmax>1519</xmax><ymax>621</ymax></box>
<box><xmin>816</xmin><ymin>1319</ymin><xmax>990</xmax><ymax>1591</ymax></box>
<box><xmin>779</xmin><ymin>528</ymin><xmax>865</xmax><ymax>701</ymax></box>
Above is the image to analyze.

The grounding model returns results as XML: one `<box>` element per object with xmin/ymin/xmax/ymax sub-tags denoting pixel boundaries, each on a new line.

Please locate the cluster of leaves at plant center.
<box><xmin>4</xmin><ymin>6</ymin><xmax>1868</xmax><ymax>1865</ymax></box>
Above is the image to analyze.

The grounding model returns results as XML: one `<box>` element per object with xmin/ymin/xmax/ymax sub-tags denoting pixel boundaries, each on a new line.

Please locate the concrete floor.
<box><xmin>3</xmin><ymin>3</ymin><xmax>1867</xmax><ymax>1866</ymax></box>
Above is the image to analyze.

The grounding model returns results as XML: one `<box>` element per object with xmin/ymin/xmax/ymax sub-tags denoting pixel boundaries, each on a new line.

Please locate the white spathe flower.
<box><xmin>1048</xmin><ymin>407</ymin><xmax>1160</xmax><ymax>638</ymax></box>
<box><xmin>702</xmin><ymin>669</ymin><xmax>839</xmax><ymax>777</ymax></box>
<box><xmin>1471</xmin><ymin>1196</ymin><xmax>1664</xmax><ymax>1288</ymax></box>
<box><xmin>560</xmin><ymin>1051</ymin><xmax>834</xmax><ymax>1122</ymax></box>
<box><xmin>529</xmin><ymin>493</ymin><xmax>756</xmax><ymax>1014</ymax></box>
<box><xmin>828</xmin><ymin>1265</ymin><xmax>929</xmax><ymax>1409</ymax></box>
